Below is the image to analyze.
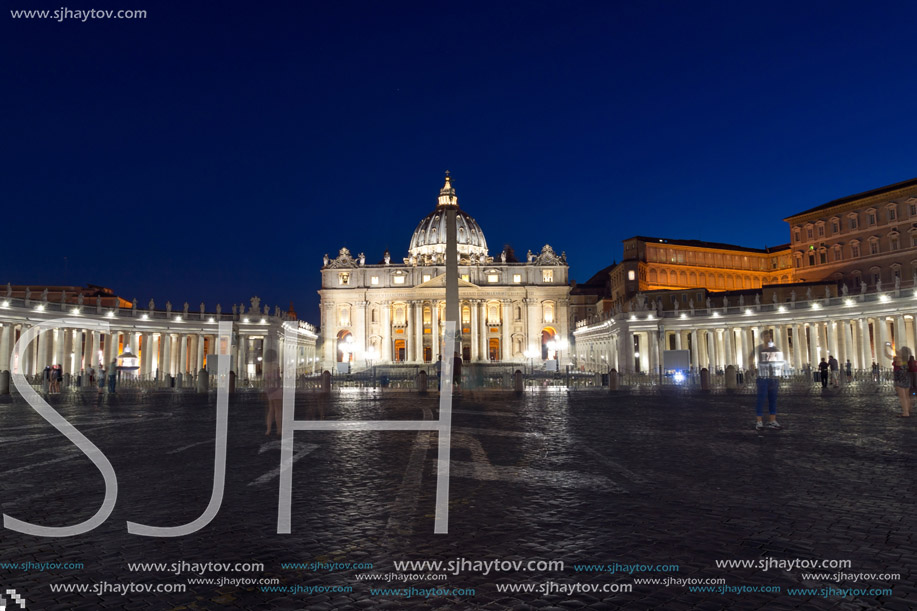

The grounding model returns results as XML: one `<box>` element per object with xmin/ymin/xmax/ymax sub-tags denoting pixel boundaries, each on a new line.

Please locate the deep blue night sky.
<box><xmin>3</xmin><ymin>1</ymin><xmax>917</xmax><ymax>323</ymax></box>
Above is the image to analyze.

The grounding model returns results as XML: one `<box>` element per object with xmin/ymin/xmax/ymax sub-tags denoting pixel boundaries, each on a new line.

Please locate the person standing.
<box><xmin>885</xmin><ymin>342</ymin><xmax>911</xmax><ymax>417</ymax></box>
<box><xmin>752</xmin><ymin>329</ymin><xmax>783</xmax><ymax>430</ymax></box>
<box><xmin>908</xmin><ymin>355</ymin><xmax>917</xmax><ymax>396</ymax></box>
<box><xmin>97</xmin><ymin>366</ymin><xmax>106</xmax><ymax>394</ymax></box>
<box><xmin>828</xmin><ymin>355</ymin><xmax>839</xmax><ymax>387</ymax></box>
<box><xmin>818</xmin><ymin>357</ymin><xmax>829</xmax><ymax>388</ymax></box>
<box><xmin>845</xmin><ymin>359</ymin><xmax>852</xmax><ymax>382</ymax></box>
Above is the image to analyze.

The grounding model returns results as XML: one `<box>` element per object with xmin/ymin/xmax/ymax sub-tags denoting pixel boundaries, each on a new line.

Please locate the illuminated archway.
<box><xmin>541</xmin><ymin>327</ymin><xmax>557</xmax><ymax>360</ymax></box>
<box><xmin>393</xmin><ymin>339</ymin><xmax>406</xmax><ymax>362</ymax></box>
<box><xmin>488</xmin><ymin>338</ymin><xmax>500</xmax><ymax>361</ymax></box>
<box><xmin>336</xmin><ymin>330</ymin><xmax>354</xmax><ymax>363</ymax></box>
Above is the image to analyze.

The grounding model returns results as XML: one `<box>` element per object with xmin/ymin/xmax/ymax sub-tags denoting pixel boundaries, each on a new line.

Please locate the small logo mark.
<box><xmin>0</xmin><ymin>588</ymin><xmax>27</xmax><ymax>610</ymax></box>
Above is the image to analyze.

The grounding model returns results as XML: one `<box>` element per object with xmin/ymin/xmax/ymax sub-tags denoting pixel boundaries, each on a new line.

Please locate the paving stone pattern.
<box><xmin>0</xmin><ymin>387</ymin><xmax>913</xmax><ymax>610</ymax></box>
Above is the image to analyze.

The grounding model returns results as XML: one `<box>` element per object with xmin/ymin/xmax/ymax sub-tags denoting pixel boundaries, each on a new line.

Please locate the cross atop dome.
<box><xmin>437</xmin><ymin>170</ymin><xmax>458</xmax><ymax>208</ymax></box>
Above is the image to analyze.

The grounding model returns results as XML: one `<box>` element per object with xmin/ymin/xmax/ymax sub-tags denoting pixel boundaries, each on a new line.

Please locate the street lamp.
<box><xmin>524</xmin><ymin>348</ymin><xmax>538</xmax><ymax>375</ymax></box>
<box><xmin>365</xmin><ymin>347</ymin><xmax>377</xmax><ymax>384</ymax></box>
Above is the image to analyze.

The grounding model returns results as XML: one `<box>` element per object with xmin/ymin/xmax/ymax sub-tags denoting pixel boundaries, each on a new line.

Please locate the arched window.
<box><xmin>649</xmin><ymin>269</ymin><xmax>658</xmax><ymax>283</ymax></box>
<box><xmin>339</xmin><ymin>306</ymin><xmax>350</xmax><ymax>327</ymax></box>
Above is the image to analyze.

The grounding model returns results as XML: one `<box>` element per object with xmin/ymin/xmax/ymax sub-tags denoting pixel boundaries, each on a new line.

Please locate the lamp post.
<box><xmin>365</xmin><ymin>347</ymin><xmax>377</xmax><ymax>386</ymax></box>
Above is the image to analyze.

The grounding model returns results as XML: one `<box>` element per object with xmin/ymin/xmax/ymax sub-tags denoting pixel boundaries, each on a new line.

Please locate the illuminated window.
<box><xmin>394</xmin><ymin>305</ymin><xmax>405</xmax><ymax>325</ymax></box>
<box><xmin>543</xmin><ymin>302</ymin><xmax>554</xmax><ymax>323</ymax></box>
<box><xmin>542</xmin><ymin>270</ymin><xmax>553</xmax><ymax>282</ymax></box>
<box><xmin>423</xmin><ymin>307</ymin><xmax>431</xmax><ymax>324</ymax></box>
<box><xmin>461</xmin><ymin>274</ymin><xmax>470</xmax><ymax>282</ymax></box>
<box><xmin>422</xmin><ymin>274</ymin><xmax>431</xmax><ymax>283</ymax></box>
<box><xmin>339</xmin><ymin>272</ymin><xmax>350</xmax><ymax>285</ymax></box>
<box><xmin>487</xmin><ymin>274</ymin><xmax>499</xmax><ymax>283</ymax></box>
<box><xmin>370</xmin><ymin>276</ymin><xmax>379</xmax><ymax>285</ymax></box>
<box><xmin>513</xmin><ymin>274</ymin><xmax>522</xmax><ymax>283</ymax></box>
<box><xmin>462</xmin><ymin>306</ymin><xmax>471</xmax><ymax>324</ymax></box>
<box><xmin>339</xmin><ymin>306</ymin><xmax>350</xmax><ymax>327</ymax></box>
<box><xmin>393</xmin><ymin>275</ymin><xmax>405</xmax><ymax>285</ymax></box>
<box><xmin>628</xmin><ymin>270</ymin><xmax>635</xmax><ymax>281</ymax></box>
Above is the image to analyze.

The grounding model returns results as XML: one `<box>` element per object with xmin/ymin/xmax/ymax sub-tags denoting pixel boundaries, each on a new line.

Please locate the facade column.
<box><xmin>406</xmin><ymin>302</ymin><xmax>415</xmax><ymax>362</ymax></box>
<box><xmin>501</xmin><ymin>300</ymin><xmax>512</xmax><ymax>361</ymax></box>
<box><xmin>479</xmin><ymin>301</ymin><xmax>487</xmax><ymax>360</ymax></box>
<box><xmin>129</xmin><ymin>331</ymin><xmax>138</xmax><ymax>357</ymax></box>
<box><xmin>355</xmin><ymin>300</ymin><xmax>367</xmax><ymax>359</ymax></box>
<box><xmin>705</xmin><ymin>330</ymin><xmax>714</xmax><ymax>371</ymax></box>
<box><xmin>826</xmin><ymin>320</ymin><xmax>837</xmax><ymax>361</ymax></box>
<box><xmin>689</xmin><ymin>330</ymin><xmax>699</xmax><ymax>371</ymax></box>
<box><xmin>674</xmin><ymin>330</ymin><xmax>682</xmax><ymax>350</ymax></box>
<box><xmin>772</xmin><ymin>326</ymin><xmax>785</xmax><ymax>372</ymax></box>
<box><xmin>89</xmin><ymin>331</ymin><xmax>100</xmax><ymax>371</ymax></box>
<box><xmin>381</xmin><ymin>302</ymin><xmax>392</xmax><ymax>362</ymax></box>
<box><xmin>431</xmin><ymin>300</ymin><xmax>439</xmax><ymax>363</ymax></box>
<box><xmin>415</xmin><ymin>302</ymin><xmax>424</xmax><ymax>363</ymax></box>
<box><xmin>470</xmin><ymin>300</ymin><xmax>479</xmax><ymax>361</ymax></box>
<box><xmin>322</xmin><ymin>304</ymin><xmax>335</xmax><ymax>366</ymax></box>
<box><xmin>53</xmin><ymin>329</ymin><xmax>65</xmax><ymax>367</ymax></box>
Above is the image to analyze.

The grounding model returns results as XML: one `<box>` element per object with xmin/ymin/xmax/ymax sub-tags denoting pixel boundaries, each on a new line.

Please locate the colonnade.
<box><xmin>574</xmin><ymin>290</ymin><xmax>917</xmax><ymax>375</ymax></box>
<box><xmin>0</xmin><ymin>300</ymin><xmax>319</xmax><ymax>393</ymax></box>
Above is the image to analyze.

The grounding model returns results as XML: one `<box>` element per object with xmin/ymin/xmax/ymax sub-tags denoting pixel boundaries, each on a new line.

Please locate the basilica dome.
<box><xmin>408</xmin><ymin>173</ymin><xmax>488</xmax><ymax>259</ymax></box>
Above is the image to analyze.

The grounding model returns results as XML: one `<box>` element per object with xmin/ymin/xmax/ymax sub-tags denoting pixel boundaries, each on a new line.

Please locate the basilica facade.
<box><xmin>318</xmin><ymin>174</ymin><xmax>571</xmax><ymax>368</ymax></box>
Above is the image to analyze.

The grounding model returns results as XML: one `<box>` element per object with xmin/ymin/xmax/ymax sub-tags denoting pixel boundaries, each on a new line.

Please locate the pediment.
<box><xmin>416</xmin><ymin>273</ymin><xmax>480</xmax><ymax>289</ymax></box>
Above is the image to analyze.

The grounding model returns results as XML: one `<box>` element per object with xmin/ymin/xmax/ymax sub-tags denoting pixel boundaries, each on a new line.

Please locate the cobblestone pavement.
<box><xmin>0</xmin><ymin>387</ymin><xmax>914</xmax><ymax>610</ymax></box>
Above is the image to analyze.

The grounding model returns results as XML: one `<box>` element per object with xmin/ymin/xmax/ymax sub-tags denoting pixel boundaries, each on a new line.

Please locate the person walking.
<box><xmin>107</xmin><ymin>359</ymin><xmax>117</xmax><ymax>393</ymax></box>
<box><xmin>818</xmin><ymin>357</ymin><xmax>829</xmax><ymax>388</ymax></box>
<box><xmin>828</xmin><ymin>355</ymin><xmax>839</xmax><ymax>387</ymax></box>
<box><xmin>845</xmin><ymin>359</ymin><xmax>852</xmax><ymax>382</ymax></box>
<box><xmin>885</xmin><ymin>342</ymin><xmax>911</xmax><ymax>417</ymax></box>
<box><xmin>752</xmin><ymin>329</ymin><xmax>784</xmax><ymax>430</ymax></box>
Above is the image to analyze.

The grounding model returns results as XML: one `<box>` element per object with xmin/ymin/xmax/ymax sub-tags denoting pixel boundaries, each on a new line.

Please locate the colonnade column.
<box><xmin>179</xmin><ymin>334</ymin><xmax>189</xmax><ymax>374</ymax></box>
<box><xmin>161</xmin><ymin>333</ymin><xmax>172</xmax><ymax>379</ymax></box>
<box><xmin>141</xmin><ymin>332</ymin><xmax>152</xmax><ymax>379</ymax></box>
<box><xmin>842</xmin><ymin>320</ymin><xmax>853</xmax><ymax>369</ymax></box>
<box><xmin>723</xmin><ymin>327</ymin><xmax>734</xmax><ymax>367</ymax></box>
<box><xmin>859</xmin><ymin>318</ymin><xmax>871</xmax><ymax>369</ymax></box>
<box><xmin>817</xmin><ymin>323</ymin><xmax>828</xmax><ymax>363</ymax></box>
<box><xmin>875</xmin><ymin>316</ymin><xmax>888</xmax><ymax>364</ymax></box>
<box><xmin>689</xmin><ymin>330</ymin><xmax>699</xmax><ymax>371</ymax></box>
<box><xmin>53</xmin><ymin>329</ymin><xmax>65</xmax><ymax>368</ymax></box>
<box><xmin>72</xmin><ymin>330</ymin><xmax>83</xmax><ymax>376</ymax></box>
<box><xmin>806</xmin><ymin>325</ymin><xmax>818</xmax><ymax>370</ymax></box>
<box><xmin>196</xmin><ymin>334</ymin><xmax>205</xmax><ymax>373</ymax></box>
<box><xmin>37</xmin><ymin>328</ymin><xmax>49</xmax><ymax>373</ymax></box>
<box><xmin>895</xmin><ymin>315</ymin><xmax>906</xmax><ymax>350</ymax></box>
<box><xmin>705</xmin><ymin>330</ymin><xmax>714</xmax><ymax>371</ymax></box>
<box><xmin>237</xmin><ymin>335</ymin><xmax>247</xmax><ymax>379</ymax></box>
<box><xmin>0</xmin><ymin>324</ymin><xmax>13</xmax><ymax>374</ymax></box>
